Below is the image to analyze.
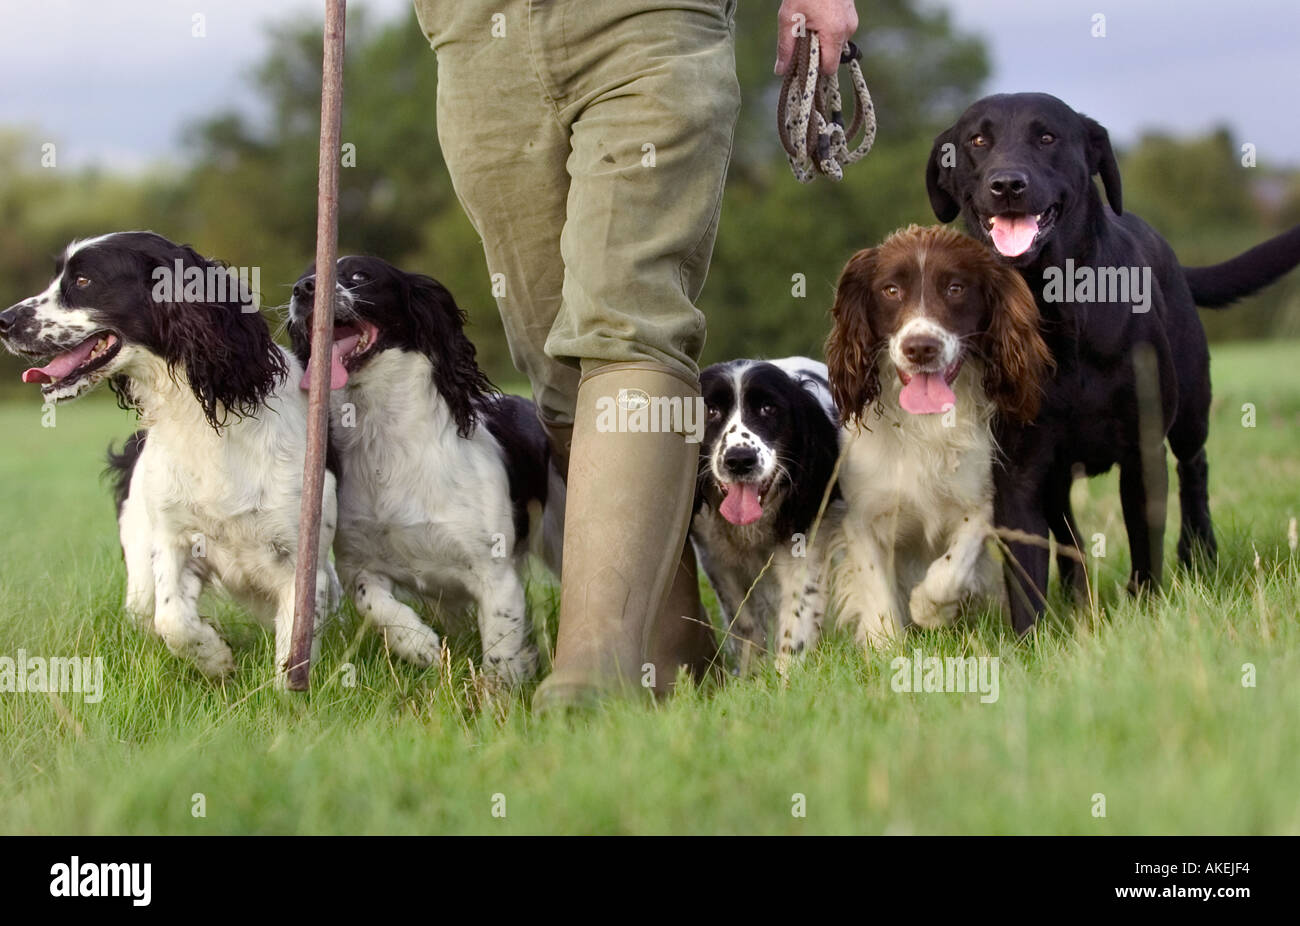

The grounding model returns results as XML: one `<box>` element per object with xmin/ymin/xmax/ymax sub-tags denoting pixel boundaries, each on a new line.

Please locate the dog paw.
<box><xmin>774</xmin><ymin>646</ymin><xmax>804</xmax><ymax>680</ymax></box>
<box><xmin>908</xmin><ymin>587</ymin><xmax>958</xmax><ymax>628</ymax></box>
<box><xmin>381</xmin><ymin>623</ymin><xmax>442</xmax><ymax>668</ymax></box>
<box><xmin>482</xmin><ymin>644</ymin><xmax>538</xmax><ymax>686</ymax></box>
<box><xmin>175</xmin><ymin>633</ymin><xmax>236</xmax><ymax>678</ymax></box>
<box><xmin>856</xmin><ymin>611</ymin><xmax>898</xmax><ymax>649</ymax></box>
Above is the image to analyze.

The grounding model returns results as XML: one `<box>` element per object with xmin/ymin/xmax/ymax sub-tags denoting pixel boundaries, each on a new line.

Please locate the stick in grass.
<box><xmin>287</xmin><ymin>0</ymin><xmax>347</xmax><ymax>692</ymax></box>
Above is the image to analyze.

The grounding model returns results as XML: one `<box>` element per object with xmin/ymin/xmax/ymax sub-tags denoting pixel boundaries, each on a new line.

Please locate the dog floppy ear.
<box><xmin>825</xmin><ymin>248</ymin><xmax>881</xmax><ymax>427</ymax></box>
<box><xmin>777</xmin><ymin>378</ymin><xmax>843</xmax><ymax>538</ymax></box>
<box><xmin>149</xmin><ymin>244</ymin><xmax>286</xmax><ymax>430</ymax></box>
<box><xmin>926</xmin><ymin>126</ymin><xmax>962</xmax><ymax>223</ymax></box>
<box><xmin>1083</xmin><ymin>116</ymin><xmax>1123</xmax><ymax>215</ymax></box>
<box><xmin>980</xmin><ymin>260</ymin><xmax>1053</xmax><ymax>423</ymax></box>
<box><xmin>405</xmin><ymin>272</ymin><xmax>495</xmax><ymax>438</ymax></box>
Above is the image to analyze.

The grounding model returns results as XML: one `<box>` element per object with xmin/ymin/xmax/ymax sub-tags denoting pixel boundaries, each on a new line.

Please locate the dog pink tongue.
<box><xmin>900</xmin><ymin>373</ymin><xmax>956</xmax><ymax>415</ymax></box>
<box><xmin>300</xmin><ymin>332</ymin><xmax>360</xmax><ymax>391</ymax></box>
<box><xmin>989</xmin><ymin>214</ymin><xmax>1039</xmax><ymax>257</ymax></box>
<box><xmin>719</xmin><ymin>483</ymin><xmax>763</xmax><ymax>526</ymax></box>
<box><xmin>21</xmin><ymin>338</ymin><xmax>100</xmax><ymax>384</ymax></box>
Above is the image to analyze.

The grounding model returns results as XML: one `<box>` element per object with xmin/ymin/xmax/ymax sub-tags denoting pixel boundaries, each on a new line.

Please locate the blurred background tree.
<box><xmin>1</xmin><ymin>1</ymin><xmax>1296</xmax><ymax>391</ymax></box>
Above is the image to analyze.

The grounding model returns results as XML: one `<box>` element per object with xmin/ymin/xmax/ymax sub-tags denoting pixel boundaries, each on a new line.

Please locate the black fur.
<box><xmin>479</xmin><ymin>394</ymin><xmax>552</xmax><ymax>542</ymax></box>
<box><xmin>105</xmin><ymin>430</ymin><xmax>147</xmax><ymax>517</ymax></box>
<box><xmin>927</xmin><ymin>93</ymin><xmax>1300</xmax><ymax>631</ymax></box>
<box><xmin>1183</xmin><ymin>225</ymin><xmax>1300</xmax><ymax>307</ymax></box>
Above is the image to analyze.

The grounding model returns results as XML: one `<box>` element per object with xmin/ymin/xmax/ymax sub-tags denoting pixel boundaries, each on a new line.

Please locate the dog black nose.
<box><xmin>0</xmin><ymin>307</ymin><xmax>15</xmax><ymax>335</ymax></box>
<box><xmin>723</xmin><ymin>446</ymin><xmax>759</xmax><ymax>476</ymax></box>
<box><xmin>293</xmin><ymin>278</ymin><xmax>315</xmax><ymax>301</ymax></box>
<box><xmin>901</xmin><ymin>335</ymin><xmax>942</xmax><ymax>367</ymax></box>
<box><xmin>988</xmin><ymin>169</ymin><xmax>1029</xmax><ymax>199</ymax></box>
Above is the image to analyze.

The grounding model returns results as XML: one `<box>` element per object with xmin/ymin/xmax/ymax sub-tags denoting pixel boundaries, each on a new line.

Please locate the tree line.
<box><xmin>2</xmin><ymin>1</ymin><xmax>1296</xmax><ymax>393</ymax></box>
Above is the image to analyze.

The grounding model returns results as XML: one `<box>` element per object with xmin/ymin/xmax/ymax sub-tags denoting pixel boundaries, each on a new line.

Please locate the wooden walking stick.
<box><xmin>287</xmin><ymin>0</ymin><xmax>347</xmax><ymax>691</ymax></box>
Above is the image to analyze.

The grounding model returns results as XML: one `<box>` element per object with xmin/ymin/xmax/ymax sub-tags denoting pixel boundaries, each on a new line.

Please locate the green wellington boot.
<box><xmin>533</xmin><ymin>361</ymin><xmax>712</xmax><ymax>712</ymax></box>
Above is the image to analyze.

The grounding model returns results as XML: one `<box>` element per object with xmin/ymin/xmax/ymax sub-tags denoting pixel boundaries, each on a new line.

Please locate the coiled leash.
<box><xmin>777</xmin><ymin>32</ymin><xmax>877</xmax><ymax>182</ymax></box>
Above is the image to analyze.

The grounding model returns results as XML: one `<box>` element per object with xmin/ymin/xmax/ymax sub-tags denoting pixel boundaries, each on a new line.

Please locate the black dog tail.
<box><xmin>104</xmin><ymin>430</ymin><xmax>147</xmax><ymax>517</ymax></box>
<box><xmin>1182</xmin><ymin>224</ymin><xmax>1300</xmax><ymax>308</ymax></box>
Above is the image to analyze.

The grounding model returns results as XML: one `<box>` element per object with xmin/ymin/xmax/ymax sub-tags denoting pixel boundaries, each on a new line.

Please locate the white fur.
<box><xmin>117</xmin><ymin>348</ymin><xmax>340</xmax><ymax>681</ymax></box>
<box><xmin>888</xmin><ymin>316</ymin><xmax>962</xmax><ymax>372</ymax></box>
<box><xmin>769</xmin><ymin>357</ymin><xmax>837</xmax><ymax>419</ymax></box>
<box><xmin>834</xmin><ymin>358</ymin><xmax>1005</xmax><ymax>648</ymax></box>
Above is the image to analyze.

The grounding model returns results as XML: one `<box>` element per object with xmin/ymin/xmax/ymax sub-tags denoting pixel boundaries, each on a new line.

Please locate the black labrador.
<box><xmin>926</xmin><ymin>92</ymin><xmax>1300</xmax><ymax>632</ymax></box>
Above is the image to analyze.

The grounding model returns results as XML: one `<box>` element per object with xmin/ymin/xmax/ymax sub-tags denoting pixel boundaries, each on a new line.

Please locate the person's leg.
<box><xmin>531</xmin><ymin>0</ymin><xmax>741</xmax><ymax>707</ymax></box>
<box><xmin>415</xmin><ymin>0</ymin><xmax>580</xmax><ymax>429</ymax></box>
<box><xmin>418</xmin><ymin>0</ymin><xmax>738</xmax><ymax>703</ymax></box>
<box><xmin>537</xmin><ymin>0</ymin><xmax>741</xmax><ymax>375</ymax></box>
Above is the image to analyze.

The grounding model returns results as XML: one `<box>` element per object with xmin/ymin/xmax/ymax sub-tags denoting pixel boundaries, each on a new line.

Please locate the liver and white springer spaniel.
<box><xmin>825</xmin><ymin>225</ymin><xmax>1052</xmax><ymax>646</ymax></box>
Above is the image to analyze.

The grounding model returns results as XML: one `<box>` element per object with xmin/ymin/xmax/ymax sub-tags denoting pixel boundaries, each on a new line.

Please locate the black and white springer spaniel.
<box><xmin>690</xmin><ymin>357</ymin><xmax>842</xmax><ymax>673</ymax></box>
<box><xmin>288</xmin><ymin>256</ymin><xmax>562</xmax><ymax>683</ymax></box>
<box><xmin>0</xmin><ymin>231</ymin><xmax>339</xmax><ymax>680</ymax></box>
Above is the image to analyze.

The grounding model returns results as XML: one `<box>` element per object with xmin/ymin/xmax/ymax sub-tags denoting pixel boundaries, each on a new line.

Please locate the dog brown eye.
<box><xmin>707</xmin><ymin>405</ymin><xmax>721</xmax><ymax>421</ymax></box>
<box><xmin>882</xmin><ymin>284</ymin><xmax>901</xmax><ymax>299</ymax></box>
<box><xmin>759</xmin><ymin>405</ymin><xmax>777</xmax><ymax>417</ymax></box>
<box><xmin>1040</xmin><ymin>133</ymin><xmax>1056</xmax><ymax>145</ymax></box>
<box><xmin>74</xmin><ymin>275</ymin><xmax>91</xmax><ymax>289</ymax></box>
<box><xmin>970</xmin><ymin>134</ymin><xmax>987</xmax><ymax>148</ymax></box>
<box><xmin>947</xmin><ymin>283</ymin><xmax>965</xmax><ymax>297</ymax></box>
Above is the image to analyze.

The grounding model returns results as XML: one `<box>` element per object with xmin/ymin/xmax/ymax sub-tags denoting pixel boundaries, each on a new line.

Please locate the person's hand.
<box><xmin>775</xmin><ymin>0</ymin><xmax>859</xmax><ymax>76</ymax></box>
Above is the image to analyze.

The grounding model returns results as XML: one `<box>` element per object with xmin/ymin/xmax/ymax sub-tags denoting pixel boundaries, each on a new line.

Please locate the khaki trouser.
<box><xmin>413</xmin><ymin>0</ymin><xmax>740</xmax><ymax>425</ymax></box>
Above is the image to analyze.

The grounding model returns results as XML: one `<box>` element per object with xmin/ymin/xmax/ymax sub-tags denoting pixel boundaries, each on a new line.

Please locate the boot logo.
<box><xmin>596</xmin><ymin>392</ymin><xmax>705</xmax><ymax>444</ymax></box>
<box><xmin>617</xmin><ymin>388</ymin><xmax>650</xmax><ymax>411</ymax></box>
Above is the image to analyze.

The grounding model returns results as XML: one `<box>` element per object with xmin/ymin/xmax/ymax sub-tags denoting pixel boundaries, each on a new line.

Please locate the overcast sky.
<box><xmin>2</xmin><ymin>0</ymin><xmax>1297</xmax><ymax>170</ymax></box>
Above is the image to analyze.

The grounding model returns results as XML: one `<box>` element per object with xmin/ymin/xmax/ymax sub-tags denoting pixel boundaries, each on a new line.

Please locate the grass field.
<box><xmin>1</xmin><ymin>341</ymin><xmax>1298</xmax><ymax>835</ymax></box>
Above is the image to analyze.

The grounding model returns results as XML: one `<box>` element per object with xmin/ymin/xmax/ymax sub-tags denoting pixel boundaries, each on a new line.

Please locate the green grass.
<box><xmin>1</xmin><ymin>342</ymin><xmax>1298</xmax><ymax>834</ymax></box>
